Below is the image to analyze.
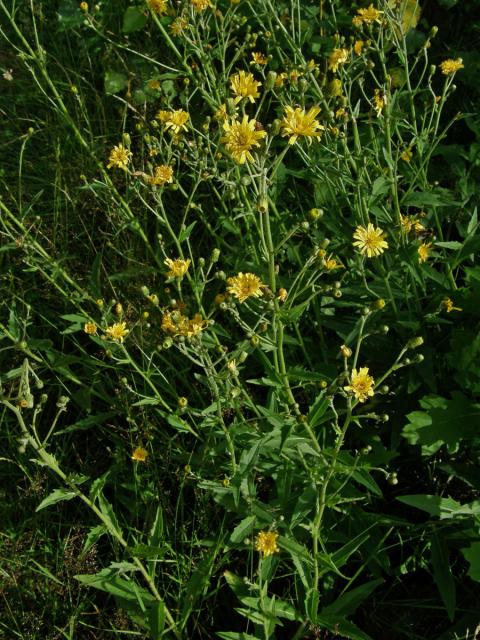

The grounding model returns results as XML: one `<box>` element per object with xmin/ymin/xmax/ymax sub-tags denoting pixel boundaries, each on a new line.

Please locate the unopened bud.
<box><xmin>257</xmin><ymin>197</ymin><xmax>268</xmax><ymax>213</ymax></box>
<box><xmin>211</xmin><ymin>248</ymin><xmax>221</xmax><ymax>263</ymax></box>
<box><xmin>407</xmin><ymin>336</ymin><xmax>424</xmax><ymax>349</ymax></box>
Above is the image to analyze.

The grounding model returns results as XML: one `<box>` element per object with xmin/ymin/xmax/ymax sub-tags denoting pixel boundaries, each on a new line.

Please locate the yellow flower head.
<box><xmin>353</xmin><ymin>223</ymin><xmax>388</xmax><ymax>257</ymax></box>
<box><xmin>439</xmin><ymin>58</ymin><xmax>464</xmax><ymax>76</ymax></box>
<box><xmin>131</xmin><ymin>446</ymin><xmax>149</xmax><ymax>462</ymax></box>
<box><xmin>400</xmin><ymin>214</ymin><xmax>424</xmax><ymax>234</ymax></box>
<box><xmin>344</xmin><ymin>367</ymin><xmax>375</xmax><ymax>402</ymax></box>
<box><xmin>373</xmin><ymin>89</ymin><xmax>387</xmax><ymax>117</ymax></box>
<box><xmin>221</xmin><ymin>115</ymin><xmax>266</xmax><ymax>164</ymax></box>
<box><xmin>150</xmin><ymin>165</ymin><xmax>174</xmax><ymax>185</ymax></box>
<box><xmin>80</xmin><ymin>1</ymin><xmax>88</xmax><ymax>11</ymax></box>
<box><xmin>441</xmin><ymin>297</ymin><xmax>462</xmax><ymax>313</ymax></box>
<box><xmin>84</xmin><ymin>322</ymin><xmax>97</xmax><ymax>335</ymax></box>
<box><xmin>353</xmin><ymin>4</ymin><xmax>383</xmax><ymax>26</ymax></box>
<box><xmin>322</xmin><ymin>253</ymin><xmax>342</xmax><ymax>271</ymax></box>
<box><xmin>418</xmin><ymin>241</ymin><xmax>433</xmax><ymax>263</ymax></box>
<box><xmin>147</xmin><ymin>0</ymin><xmax>168</xmax><ymax>14</ymax></box>
<box><xmin>354</xmin><ymin>40</ymin><xmax>365</xmax><ymax>55</ymax></box>
<box><xmin>250</xmin><ymin>52</ymin><xmax>268</xmax><ymax>66</ymax></box>
<box><xmin>328</xmin><ymin>79</ymin><xmax>343</xmax><ymax>97</ymax></box>
<box><xmin>280</xmin><ymin>106</ymin><xmax>324</xmax><ymax>145</ymax></box>
<box><xmin>255</xmin><ymin>531</ymin><xmax>280</xmax><ymax>557</ymax></box>
<box><xmin>170</xmin><ymin>17</ymin><xmax>189</xmax><ymax>36</ymax></box>
<box><xmin>328</xmin><ymin>48</ymin><xmax>349</xmax><ymax>73</ymax></box>
<box><xmin>157</xmin><ymin>109</ymin><xmax>190</xmax><ymax>134</ymax></box>
<box><xmin>164</xmin><ymin>257</ymin><xmax>191</xmax><ymax>278</ymax></box>
<box><xmin>107</xmin><ymin>144</ymin><xmax>132</xmax><ymax>170</ymax></box>
<box><xmin>161</xmin><ymin>310</ymin><xmax>207</xmax><ymax>338</ymax></box>
<box><xmin>277</xmin><ymin>287</ymin><xmax>288</xmax><ymax>302</ymax></box>
<box><xmin>401</xmin><ymin>148</ymin><xmax>413</xmax><ymax>163</ymax></box>
<box><xmin>105</xmin><ymin>322</ymin><xmax>129</xmax><ymax>343</ymax></box>
<box><xmin>230</xmin><ymin>70</ymin><xmax>262</xmax><ymax>103</ymax></box>
<box><xmin>227</xmin><ymin>272</ymin><xmax>264</xmax><ymax>303</ymax></box>
<box><xmin>191</xmin><ymin>0</ymin><xmax>212</xmax><ymax>11</ymax></box>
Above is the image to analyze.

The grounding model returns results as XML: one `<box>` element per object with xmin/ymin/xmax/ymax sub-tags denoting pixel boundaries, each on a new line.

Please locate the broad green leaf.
<box><xmin>396</xmin><ymin>494</ymin><xmax>473</xmax><ymax>519</ymax></box>
<box><xmin>431</xmin><ymin>533</ymin><xmax>456</xmax><ymax>621</ymax></box>
<box><xmin>402</xmin><ymin>393</ymin><xmax>480</xmax><ymax>456</ymax></box>
<box><xmin>122</xmin><ymin>6</ymin><xmax>147</xmax><ymax>33</ymax></box>
<box><xmin>317</xmin><ymin>615</ymin><xmax>374</xmax><ymax>640</ymax></box>
<box><xmin>461</xmin><ymin>542</ymin><xmax>480</xmax><ymax>581</ymax></box>
<box><xmin>57</xmin><ymin>0</ymin><xmax>84</xmax><ymax>30</ymax></box>
<box><xmin>229</xmin><ymin>516</ymin><xmax>256</xmax><ymax>544</ymax></box>
<box><xmin>387</xmin><ymin>0</ymin><xmax>421</xmax><ymax>33</ymax></box>
<box><xmin>321</xmin><ymin>579</ymin><xmax>384</xmax><ymax>618</ymax></box>
<box><xmin>401</xmin><ymin>190</ymin><xmax>458</xmax><ymax>207</ymax></box>
<box><xmin>308</xmin><ymin>394</ymin><xmax>329</xmax><ymax>428</ymax></box>
<box><xmin>36</xmin><ymin>487</ymin><xmax>77</xmax><ymax>512</ymax></box>
<box><xmin>104</xmin><ymin>71</ymin><xmax>128</xmax><ymax>96</ymax></box>
<box><xmin>148</xmin><ymin>601</ymin><xmax>165</xmax><ymax>639</ymax></box>
<box><xmin>75</xmin><ymin>568</ymin><xmax>155</xmax><ymax>604</ymax></box>
<box><xmin>82</xmin><ymin>525</ymin><xmax>108</xmax><ymax>555</ymax></box>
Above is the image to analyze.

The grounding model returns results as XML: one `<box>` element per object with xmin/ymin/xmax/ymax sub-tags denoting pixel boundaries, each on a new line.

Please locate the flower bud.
<box><xmin>266</xmin><ymin>71</ymin><xmax>277</xmax><ymax>90</ymax></box>
<box><xmin>141</xmin><ymin>285</ymin><xmax>150</xmax><ymax>296</ymax></box>
<box><xmin>340</xmin><ymin>344</ymin><xmax>352</xmax><ymax>358</ymax></box>
<box><xmin>308</xmin><ymin>207</ymin><xmax>323</xmax><ymax>221</ymax></box>
<box><xmin>257</xmin><ymin>197</ymin><xmax>268</xmax><ymax>213</ymax></box>
<box><xmin>407</xmin><ymin>336</ymin><xmax>424</xmax><ymax>349</ymax></box>
<box><xmin>250</xmin><ymin>335</ymin><xmax>260</xmax><ymax>347</ymax></box>
<box><xmin>372</xmin><ymin>298</ymin><xmax>386</xmax><ymax>310</ymax></box>
<box><xmin>178</xmin><ymin>396</ymin><xmax>188</xmax><ymax>408</ymax></box>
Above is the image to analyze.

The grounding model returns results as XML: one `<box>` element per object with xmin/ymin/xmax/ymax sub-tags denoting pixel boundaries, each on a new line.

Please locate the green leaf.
<box><xmin>82</xmin><ymin>525</ymin><xmax>108</xmax><ymax>555</ymax></box>
<box><xmin>321</xmin><ymin>579</ymin><xmax>384</xmax><ymax>618</ymax></box>
<box><xmin>57</xmin><ymin>0</ymin><xmax>84</xmax><ymax>30</ymax></box>
<box><xmin>230</xmin><ymin>516</ymin><xmax>256</xmax><ymax>544</ymax></box>
<box><xmin>217</xmin><ymin>633</ymin><xmax>261</xmax><ymax>640</ymax></box>
<box><xmin>317</xmin><ymin>615</ymin><xmax>374</xmax><ymax>640</ymax></box>
<box><xmin>396</xmin><ymin>494</ymin><xmax>473</xmax><ymax>519</ymax></box>
<box><xmin>401</xmin><ymin>190</ymin><xmax>458</xmax><ymax>207</ymax></box>
<box><xmin>36</xmin><ymin>487</ymin><xmax>77</xmax><ymax>512</ymax></box>
<box><xmin>431</xmin><ymin>532</ymin><xmax>456</xmax><ymax>621</ymax></box>
<box><xmin>122</xmin><ymin>6</ymin><xmax>148</xmax><ymax>33</ymax></box>
<box><xmin>148</xmin><ymin>601</ymin><xmax>165</xmax><ymax>639</ymax></box>
<box><xmin>75</xmin><ymin>568</ymin><xmax>155</xmax><ymax>604</ymax></box>
<box><xmin>308</xmin><ymin>394</ymin><xmax>329</xmax><ymax>428</ymax></box>
<box><xmin>461</xmin><ymin>542</ymin><xmax>480</xmax><ymax>581</ymax></box>
<box><xmin>179</xmin><ymin>221</ymin><xmax>197</xmax><ymax>243</ymax></box>
<box><xmin>104</xmin><ymin>71</ymin><xmax>128</xmax><ymax>96</ymax></box>
<box><xmin>402</xmin><ymin>393</ymin><xmax>480</xmax><ymax>456</ymax></box>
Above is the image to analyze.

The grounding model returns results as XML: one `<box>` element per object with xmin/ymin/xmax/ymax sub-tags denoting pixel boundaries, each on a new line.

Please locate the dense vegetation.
<box><xmin>1</xmin><ymin>1</ymin><xmax>479</xmax><ymax>638</ymax></box>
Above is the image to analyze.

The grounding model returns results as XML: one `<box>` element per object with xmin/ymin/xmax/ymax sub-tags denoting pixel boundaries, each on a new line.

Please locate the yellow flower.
<box><xmin>274</xmin><ymin>72</ymin><xmax>288</xmax><ymax>88</ymax></box>
<box><xmin>191</xmin><ymin>0</ymin><xmax>212</xmax><ymax>11</ymax></box>
<box><xmin>107</xmin><ymin>144</ymin><xmax>132</xmax><ymax>170</ymax></box>
<box><xmin>214</xmin><ymin>103</ymin><xmax>232</xmax><ymax>121</ymax></box>
<box><xmin>354</xmin><ymin>40</ymin><xmax>365</xmax><ymax>55</ymax></box>
<box><xmin>84</xmin><ymin>322</ymin><xmax>97</xmax><ymax>335</ymax></box>
<box><xmin>344</xmin><ymin>367</ymin><xmax>375</xmax><ymax>402</ymax></box>
<box><xmin>230</xmin><ymin>70</ymin><xmax>261</xmax><ymax>103</ymax></box>
<box><xmin>227</xmin><ymin>272</ymin><xmax>264</xmax><ymax>303</ymax></box>
<box><xmin>250</xmin><ymin>52</ymin><xmax>268</xmax><ymax>65</ymax></box>
<box><xmin>400</xmin><ymin>214</ymin><xmax>424</xmax><ymax>234</ymax></box>
<box><xmin>255</xmin><ymin>531</ymin><xmax>280</xmax><ymax>557</ymax></box>
<box><xmin>161</xmin><ymin>310</ymin><xmax>207</xmax><ymax>338</ymax></box>
<box><xmin>418</xmin><ymin>241</ymin><xmax>433</xmax><ymax>263</ymax></box>
<box><xmin>401</xmin><ymin>148</ymin><xmax>413</xmax><ymax>163</ymax></box>
<box><xmin>373</xmin><ymin>89</ymin><xmax>387</xmax><ymax>117</ymax></box>
<box><xmin>170</xmin><ymin>17</ymin><xmax>188</xmax><ymax>35</ymax></box>
<box><xmin>147</xmin><ymin>79</ymin><xmax>162</xmax><ymax>91</ymax></box>
<box><xmin>328</xmin><ymin>78</ymin><xmax>343</xmax><ymax>97</ymax></box>
<box><xmin>441</xmin><ymin>297</ymin><xmax>462</xmax><ymax>313</ymax></box>
<box><xmin>105</xmin><ymin>322</ymin><xmax>129</xmax><ymax>343</ymax></box>
<box><xmin>328</xmin><ymin>48</ymin><xmax>349</xmax><ymax>72</ymax></box>
<box><xmin>150</xmin><ymin>165</ymin><xmax>174</xmax><ymax>185</ymax></box>
<box><xmin>322</xmin><ymin>253</ymin><xmax>342</xmax><ymax>270</ymax></box>
<box><xmin>220</xmin><ymin>115</ymin><xmax>266</xmax><ymax>164</ymax></box>
<box><xmin>280</xmin><ymin>106</ymin><xmax>324</xmax><ymax>145</ymax></box>
<box><xmin>80</xmin><ymin>1</ymin><xmax>88</xmax><ymax>11</ymax></box>
<box><xmin>164</xmin><ymin>257</ymin><xmax>191</xmax><ymax>278</ymax></box>
<box><xmin>439</xmin><ymin>58</ymin><xmax>464</xmax><ymax>75</ymax></box>
<box><xmin>353</xmin><ymin>223</ymin><xmax>388</xmax><ymax>258</ymax></box>
<box><xmin>131</xmin><ymin>446</ymin><xmax>149</xmax><ymax>462</ymax></box>
<box><xmin>157</xmin><ymin>109</ymin><xmax>190</xmax><ymax>134</ymax></box>
<box><xmin>353</xmin><ymin>4</ymin><xmax>383</xmax><ymax>26</ymax></box>
<box><xmin>277</xmin><ymin>288</ymin><xmax>288</xmax><ymax>302</ymax></box>
<box><xmin>148</xmin><ymin>0</ymin><xmax>168</xmax><ymax>13</ymax></box>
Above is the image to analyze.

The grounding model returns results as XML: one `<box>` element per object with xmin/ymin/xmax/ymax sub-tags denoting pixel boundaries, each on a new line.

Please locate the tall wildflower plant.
<box><xmin>1</xmin><ymin>0</ymin><xmax>479</xmax><ymax>638</ymax></box>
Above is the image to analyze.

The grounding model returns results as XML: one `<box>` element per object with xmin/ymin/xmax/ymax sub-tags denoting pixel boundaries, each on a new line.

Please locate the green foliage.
<box><xmin>1</xmin><ymin>0</ymin><xmax>480</xmax><ymax>638</ymax></box>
